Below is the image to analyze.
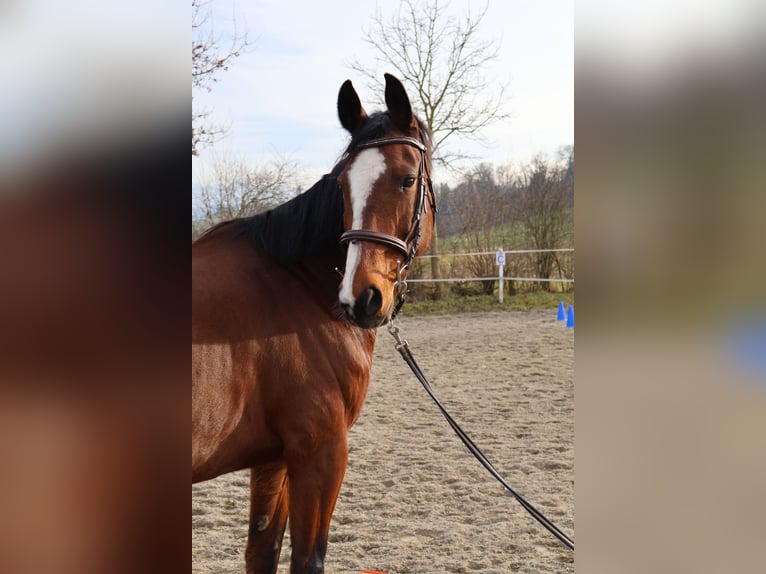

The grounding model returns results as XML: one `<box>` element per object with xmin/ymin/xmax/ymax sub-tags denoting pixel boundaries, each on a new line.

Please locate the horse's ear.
<box><xmin>338</xmin><ymin>80</ymin><xmax>368</xmax><ymax>133</ymax></box>
<box><xmin>384</xmin><ymin>73</ymin><xmax>415</xmax><ymax>131</ymax></box>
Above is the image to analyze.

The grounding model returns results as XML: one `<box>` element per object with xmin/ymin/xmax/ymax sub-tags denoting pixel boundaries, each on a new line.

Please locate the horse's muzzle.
<box><xmin>340</xmin><ymin>286</ymin><xmax>383</xmax><ymax>329</ymax></box>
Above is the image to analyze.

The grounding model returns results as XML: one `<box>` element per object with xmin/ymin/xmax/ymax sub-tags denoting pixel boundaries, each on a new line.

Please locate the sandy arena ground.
<box><xmin>192</xmin><ymin>310</ymin><xmax>574</xmax><ymax>573</ymax></box>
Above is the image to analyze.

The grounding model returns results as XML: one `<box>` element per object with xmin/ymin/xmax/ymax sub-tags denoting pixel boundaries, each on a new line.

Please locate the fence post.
<box><xmin>499</xmin><ymin>263</ymin><xmax>504</xmax><ymax>303</ymax></box>
<box><xmin>496</xmin><ymin>247</ymin><xmax>505</xmax><ymax>304</ymax></box>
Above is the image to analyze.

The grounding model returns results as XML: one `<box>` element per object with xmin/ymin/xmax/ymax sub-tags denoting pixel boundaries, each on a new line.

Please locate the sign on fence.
<box><xmin>495</xmin><ymin>249</ymin><xmax>506</xmax><ymax>266</ymax></box>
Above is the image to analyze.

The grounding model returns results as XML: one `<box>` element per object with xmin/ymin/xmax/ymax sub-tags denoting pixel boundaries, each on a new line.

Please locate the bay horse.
<box><xmin>192</xmin><ymin>74</ymin><xmax>435</xmax><ymax>573</ymax></box>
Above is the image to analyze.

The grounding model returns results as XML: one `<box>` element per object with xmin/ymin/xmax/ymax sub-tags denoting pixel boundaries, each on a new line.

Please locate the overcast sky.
<box><xmin>192</xmin><ymin>0</ymin><xmax>574</xmax><ymax>188</ymax></box>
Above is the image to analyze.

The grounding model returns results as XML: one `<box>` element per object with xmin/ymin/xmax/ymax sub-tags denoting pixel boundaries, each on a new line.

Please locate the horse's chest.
<box><xmin>256</xmin><ymin>326</ymin><xmax>374</xmax><ymax>424</ymax></box>
<box><xmin>259</xmin><ymin>330</ymin><xmax>370</xmax><ymax>384</ymax></box>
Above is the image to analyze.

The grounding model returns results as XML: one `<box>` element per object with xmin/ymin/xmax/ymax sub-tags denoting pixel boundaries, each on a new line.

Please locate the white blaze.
<box><xmin>339</xmin><ymin>148</ymin><xmax>386</xmax><ymax>307</ymax></box>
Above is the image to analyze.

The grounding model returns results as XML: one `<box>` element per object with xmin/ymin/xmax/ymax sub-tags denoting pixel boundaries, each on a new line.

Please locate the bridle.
<box><xmin>339</xmin><ymin>136</ymin><xmax>435</xmax><ymax>266</ymax></box>
<box><xmin>339</xmin><ymin>136</ymin><xmax>436</xmax><ymax>318</ymax></box>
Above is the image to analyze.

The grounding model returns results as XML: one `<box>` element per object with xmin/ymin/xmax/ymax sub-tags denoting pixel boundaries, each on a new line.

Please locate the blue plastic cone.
<box><xmin>557</xmin><ymin>301</ymin><xmax>566</xmax><ymax>321</ymax></box>
<box><xmin>566</xmin><ymin>305</ymin><xmax>574</xmax><ymax>328</ymax></box>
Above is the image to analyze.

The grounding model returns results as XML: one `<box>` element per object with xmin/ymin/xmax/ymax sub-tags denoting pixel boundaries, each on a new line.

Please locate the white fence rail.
<box><xmin>409</xmin><ymin>248</ymin><xmax>574</xmax><ymax>302</ymax></box>
<box><xmin>407</xmin><ymin>276</ymin><xmax>574</xmax><ymax>283</ymax></box>
<box><xmin>416</xmin><ymin>248</ymin><xmax>574</xmax><ymax>259</ymax></box>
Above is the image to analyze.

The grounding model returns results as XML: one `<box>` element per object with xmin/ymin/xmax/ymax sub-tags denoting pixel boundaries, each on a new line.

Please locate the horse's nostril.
<box><xmin>356</xmin><ymin>286</ymin><xmax>382</xmax><ymax>319</ymax></box>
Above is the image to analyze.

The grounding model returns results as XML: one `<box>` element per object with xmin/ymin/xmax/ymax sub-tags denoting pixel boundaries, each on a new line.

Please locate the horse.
<box><xmin>192</xmin><ymin>73</ymin><xmax>436</xmax><ymax>574</ymax></box>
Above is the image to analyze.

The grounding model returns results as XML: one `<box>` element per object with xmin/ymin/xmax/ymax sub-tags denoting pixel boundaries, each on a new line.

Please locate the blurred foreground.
<box><xmin>0</xmin><ymin>2</ymin><xmax>188</xmax><ymax>572</ymax></box>
<box><xmin>576</xmin><ymin>2</ymin><xmax>766</xmax><ymax>572</ymax></box>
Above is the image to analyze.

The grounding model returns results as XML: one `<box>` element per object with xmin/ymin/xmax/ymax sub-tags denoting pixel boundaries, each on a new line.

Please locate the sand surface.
<box><xmin>192</xmin><ymin>310</ymin><xmax>574</xmax><ymax>573</ymax></box>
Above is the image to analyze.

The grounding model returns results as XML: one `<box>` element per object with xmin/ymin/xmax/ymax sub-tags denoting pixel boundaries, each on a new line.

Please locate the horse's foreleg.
<box><xmin>245</xmin><ymin>462</ymin><xmax>289</xmax><ymax>574</ymax></box>
<box><xmin>286</xmin><ymin>434</ymin><xmax>348</xmax><ymax>574</ymax></box>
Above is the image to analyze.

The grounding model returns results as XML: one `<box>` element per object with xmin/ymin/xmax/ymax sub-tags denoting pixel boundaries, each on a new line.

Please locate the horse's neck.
<box><xmin>289</xmin><ymin>251</ymin><xmax>380</xmax><ymax>349</ymax></box>
<box><xmin>287</xmin><ymin>249</ymin><xmax>346</xmax><ymax>314</ymax></box>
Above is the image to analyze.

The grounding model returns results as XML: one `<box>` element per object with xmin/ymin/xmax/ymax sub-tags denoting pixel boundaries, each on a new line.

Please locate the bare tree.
<box><xmin>514</xmin><ymin>154</ymin><xmax>573</xmax><ymax>290</ymax></box>
<box><xmin>350</xmin><ymin>0</ymin><xmax>508</xmax><ymax>297</ymax></box>
<box><xmin>192</xmin><ymin>0</ymin><xmax>248</xmax><ymax>156</ymax></box>
<box><xmin>193</xmin><ymin>155</ymin><xmax>297</xmax><ymax>239</ymax></box>
<box><xmin>446</xmin><ymin>164</ymin><xmax>504</xmax><ymax>294</ymax></box>
<box><xmin>351</xmin><ymin>0</ymin><xmax>507</xmax><ymax>167</ymax></box>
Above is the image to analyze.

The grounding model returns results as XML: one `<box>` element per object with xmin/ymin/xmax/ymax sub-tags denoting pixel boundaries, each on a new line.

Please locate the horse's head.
<box><xmin>335</xmin><ymin>74</ymin><xmax>435</xmax><ymax>329</ymax></box>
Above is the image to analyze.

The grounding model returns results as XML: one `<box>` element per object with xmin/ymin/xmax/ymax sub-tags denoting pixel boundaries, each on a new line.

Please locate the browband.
<box><xmin>354</xmin><ymin>136</ymin><xmax>426</xmax><ymax>153</ymax></box>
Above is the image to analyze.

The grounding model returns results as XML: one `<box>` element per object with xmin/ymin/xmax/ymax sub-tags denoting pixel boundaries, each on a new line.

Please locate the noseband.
<box><xmin>339</xmin><ymin>136</ymin><xmax>435</xmax><ymax>271</ymax></box>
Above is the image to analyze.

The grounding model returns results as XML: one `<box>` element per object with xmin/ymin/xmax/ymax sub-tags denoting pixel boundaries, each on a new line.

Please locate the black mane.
<box><xmin>204</xmin><ymin>174</ymin><xmax>344</xmax><ymax>263</ymax></box>
<box><xmin>202</xmin><ymin>111</ymin><xmax>432</xmax><ymax>263</ymax></box>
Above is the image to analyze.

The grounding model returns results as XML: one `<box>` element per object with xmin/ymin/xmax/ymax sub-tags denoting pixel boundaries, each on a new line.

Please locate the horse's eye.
<box><xmin>400</xmin><ymin>176</ymin><xmax>416</xmax><ymax>190</ymax></box>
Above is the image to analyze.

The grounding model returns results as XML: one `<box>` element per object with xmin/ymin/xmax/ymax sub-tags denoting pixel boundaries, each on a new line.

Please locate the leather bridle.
<box><xmin>339</xmin><ymin>135</ymin><xmax>436</xmax><ymax>275</ymax></box>
<box><xmin>338</xmin><ymin>135</ymin><xmax>435</xmax><ymax>320</ymax></box>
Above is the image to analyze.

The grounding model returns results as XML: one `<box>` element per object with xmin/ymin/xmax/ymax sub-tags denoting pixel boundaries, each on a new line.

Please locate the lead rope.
<box><xmin>386</xmin><ymin>320</ymin><xmax>575</xmax><ymax>552</ymax></box>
